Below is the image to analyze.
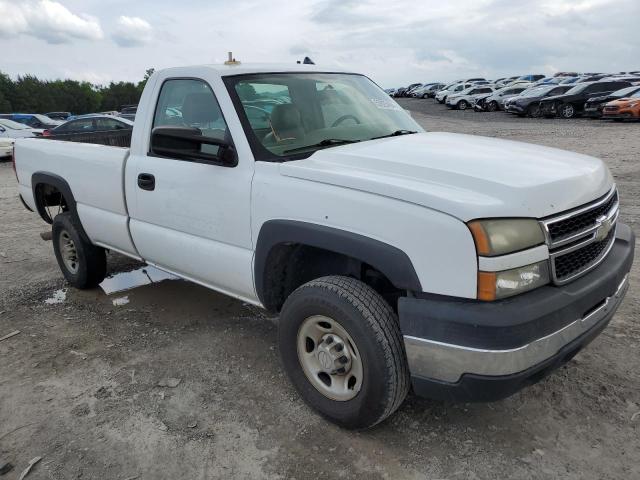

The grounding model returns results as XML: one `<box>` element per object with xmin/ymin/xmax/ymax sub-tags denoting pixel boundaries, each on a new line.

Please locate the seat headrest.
<box><xmin>182</xmin><ymin>92</ymin><xmax>221</xmax><ymax>125</ymax></box>
<box><xmin>269</xmin><ymin>104</ymin><xmax>303</xmax><ymax>140</ymax></box>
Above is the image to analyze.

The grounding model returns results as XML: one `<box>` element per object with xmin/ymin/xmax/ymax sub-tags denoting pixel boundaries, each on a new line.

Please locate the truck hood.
<box><xmin>279</xmin><ymin>132</ymin><xmax>612</xmax><ymax>221</ymax></box>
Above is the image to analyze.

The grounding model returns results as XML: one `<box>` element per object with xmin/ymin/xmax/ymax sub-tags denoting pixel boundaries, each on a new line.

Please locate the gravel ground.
<box><xmin>1</xmin><ymin>101</ymin><xmax>639</xmax><ymax>479</ymax></box>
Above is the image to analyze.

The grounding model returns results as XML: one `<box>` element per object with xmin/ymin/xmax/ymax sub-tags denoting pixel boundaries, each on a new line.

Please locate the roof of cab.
<box><xmin>155</xmin><ymin>63</ymin><xmax>351</xmax><ymax>78</ymax></box>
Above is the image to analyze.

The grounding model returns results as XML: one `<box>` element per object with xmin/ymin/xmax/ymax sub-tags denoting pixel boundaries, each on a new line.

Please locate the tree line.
<box><xmin>0</xmin><ymin>69</ymin><xmax>154</xmax><ymax>115</ymax></box>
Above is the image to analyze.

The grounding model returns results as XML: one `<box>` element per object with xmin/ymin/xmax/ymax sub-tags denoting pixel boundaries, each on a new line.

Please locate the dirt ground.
<box><xmin>1</xmin><ymin>101</ymin><xmax>639</xmax><ymax>480</ymax></box>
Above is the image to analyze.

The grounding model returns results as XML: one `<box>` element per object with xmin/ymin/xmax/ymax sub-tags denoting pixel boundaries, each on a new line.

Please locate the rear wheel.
<box><xmin>278</xmin><ymin>276</ymin><xmax>409</xmax><ymax>429</ymax></box>
<box><xmin>559</xmin><ymin>103</ymin><xmax>576</xmax><ymax>119</ymax></box>
<box><xmin>52</xmin><ymin>212</ymin><xmax>107</xmax><ymax>289</ymax></box>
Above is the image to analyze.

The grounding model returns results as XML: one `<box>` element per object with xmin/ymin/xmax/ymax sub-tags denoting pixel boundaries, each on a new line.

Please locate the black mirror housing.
<box><xmin>150</xmin><ymin>126</ymin><xmax>237</xmax><ymax>167</ymax></box>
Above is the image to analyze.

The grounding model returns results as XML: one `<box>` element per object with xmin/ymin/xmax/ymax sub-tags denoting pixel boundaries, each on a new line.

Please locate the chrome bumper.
<box><xmin>404</xmin><ymin>274</ymin><xmax>629</xmax><ymax>383</ymax></box>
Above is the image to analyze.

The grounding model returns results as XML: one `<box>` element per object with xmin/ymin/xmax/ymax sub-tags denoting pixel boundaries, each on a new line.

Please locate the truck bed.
<box><xmin>15</xmin><ymin>137</ymin><xmax>137</xmax><ymax>257</ymax></box>
<box><xmin>46</xmin><ymin>130</ymin><xmax>132</xmax><ymax>148</ymax></box>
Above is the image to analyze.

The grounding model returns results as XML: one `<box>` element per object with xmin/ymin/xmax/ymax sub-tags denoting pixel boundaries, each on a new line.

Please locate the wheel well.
<box><xmin>261</xmin><ymin>243</ymin><xmax>404</xmax><ymax>313</ymax></box>
<box><xmin>34</xmin><ymin>182</ymin><xmax>68</xmax><ymax>224</ymax></box>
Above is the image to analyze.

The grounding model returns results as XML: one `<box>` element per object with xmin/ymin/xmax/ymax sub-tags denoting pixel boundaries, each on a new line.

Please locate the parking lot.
<box><xmin>1</xmin><ymin>100</ymin><xmax>639</xmax><ymax>480</ymax></box>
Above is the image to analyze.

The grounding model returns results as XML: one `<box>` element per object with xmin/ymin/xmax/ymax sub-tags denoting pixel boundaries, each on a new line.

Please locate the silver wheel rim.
<box><xmin>459</xmin><ymin>101</ymin><xmax>467</xmax><ymax>110</ymax></box>
<box><xmin>563</xmin><ymin>105</ymin><xmax>574</xmax><ymax>117</ymax></box>
<box><xmin>59</xmin><ymin>230</ymin><xmax>79</xmax><ymax>274</ymax></box>
<box><xmin>297</xmin><ymin>315</ymin><xmax>363</xmax><ymax>401</ymax></box>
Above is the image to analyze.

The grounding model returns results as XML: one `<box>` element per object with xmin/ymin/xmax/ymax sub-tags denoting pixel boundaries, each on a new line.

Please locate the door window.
<box><xmin>153</xmin><ymin>79</ymin><xmax>229</xmax><ymax>157</ymax></box>
<box><xmin>96</xmin><ymin>118</ymin><xmax>130</xmax><ymax>131</ymax></box>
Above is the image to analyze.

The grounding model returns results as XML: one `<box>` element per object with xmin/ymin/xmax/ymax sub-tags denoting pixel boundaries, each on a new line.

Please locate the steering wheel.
<box><xmin>331</xmin><ymin>115</ymin><xmax>361</xmax><ymax>127</ymax></box>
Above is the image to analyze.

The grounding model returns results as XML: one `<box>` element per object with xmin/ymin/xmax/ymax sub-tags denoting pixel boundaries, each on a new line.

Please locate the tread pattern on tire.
<box><xmin>53</xmin><ymin>212</ymin><xmax>107</xmax><ymax>289</ymax></box>
<box><xmin>292</xmin><ymin>275</ymin><xmax>410</xmax><ymax>427</ymax></box>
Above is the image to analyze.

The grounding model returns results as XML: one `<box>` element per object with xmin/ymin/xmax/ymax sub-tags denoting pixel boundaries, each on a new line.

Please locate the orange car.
<box><xmin>602</xmin><ymin>92</ymin><xmax>640</xmax><ymax>120</ymax></box>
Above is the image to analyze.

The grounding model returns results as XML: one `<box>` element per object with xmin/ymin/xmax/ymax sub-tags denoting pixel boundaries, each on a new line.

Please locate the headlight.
<box><xmin>478</xmin><ymin>261</ymin><xmax>550</xmax><ymax>300</ymax></box>
<box><xmin>467</xmin><ymin>218</ymin><xmax>545</xmax><ymax>256</ymax></box>
<box><xmin>628</xmin><ymin>102</ymin><xmax>638</xmax><ymax>108</ymax></box>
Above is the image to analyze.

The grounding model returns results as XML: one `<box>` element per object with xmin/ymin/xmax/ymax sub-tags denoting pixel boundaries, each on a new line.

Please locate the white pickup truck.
<box><xmin>13</xmin><ymin>64</ymin><xmax>634</xmax><ymax>429</ymax></box>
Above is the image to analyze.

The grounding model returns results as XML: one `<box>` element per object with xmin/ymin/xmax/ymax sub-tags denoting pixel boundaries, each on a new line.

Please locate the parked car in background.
<box><xmin>44</xmin><ymin>115</ymin><xmax>133</xmax><ymax>136</ymax></box>
<box><xmin>539</xmin><ymin>80</ymin><xmax>632</xmax><ymax>118</ymax></box>
<box><xmin>0</xmin><ymin>118</ymin><xmax>43</xmax><ymax>138</ymax></box>
<box><xmin>435</xmin><ymin>82</ymin><xmax>473</xmax><ymax>104</ymax></box>
<box><xmin>413</xmin><ymin>83</ymin><xmax>445</xmax><ymax>98</ymax></box>
<box><xmin>483</xmin><ymin>85</ymin><xmax>529</xmax><ymax>111</ymax></box>
<box><xmin>559</xmin><ymin>76</ymin><xmax>580</xmax><ymax>85</ymax></box>
<box><xmin>0</xmin><ymin>113</ymin><xmax>62</xmax><ymax>129</ymax></box>
<box><xmin>516</xmin><ymin>74</ymin><xmax>546</xmax><ymax>82</ymax></box>
<box><xmin>505</xmin><ymin>85</ymin><xmax>574</xmax><ymax>117</ymax></box>
<box><xmin>45</xmin><ymin>112</ymin><xmax>72</xmax><ymax>121</ymax></box>
<box><xmin>446</xmin><ymin>86</ymin><xmax>494</xmax><ymax>110</ymax></box>
<box><xmin>602</xmin><ymin>91</ymin><xmax>640</xmax><ymax>121</ymax></box>
<box><xmin>119</xmin><ymin>105</ymin><xmax>138</xmax><ymax>121</ymax></box>
<box><xmin>584</xmin><ymin>85</ymin><xmax>640</xmax><ymax>118</ymax></box>
<box><xmin>0</xmin><ymin>137</ymin><xmax>13</xmax><ymax>158</ymax></box>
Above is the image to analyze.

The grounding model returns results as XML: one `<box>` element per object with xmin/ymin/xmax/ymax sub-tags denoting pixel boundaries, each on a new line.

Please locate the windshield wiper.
<box><xmin>283</xmin><ymin>138</ymin><xmax>361</xmax><ymax>155</ymax></box>
<box><xmin>370</xmin><ymin>130</ymin><xmax>418</xmax><ymax>140</ymax></box>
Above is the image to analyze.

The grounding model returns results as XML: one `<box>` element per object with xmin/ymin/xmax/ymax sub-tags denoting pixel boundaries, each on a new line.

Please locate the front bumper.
<box><xmin>583</xmin><ymin>105</ymin><xmax>602</xmax><ymax>117</ymax></box>
<box><xmin>399</xmin><ymin>224</ymin><xmax>634</xmax><ymax>402</ymax></box>
<box><xmin>603</xmin><ymin>111</ymin><xmax>639</xmax><ymax>119</ymax></box>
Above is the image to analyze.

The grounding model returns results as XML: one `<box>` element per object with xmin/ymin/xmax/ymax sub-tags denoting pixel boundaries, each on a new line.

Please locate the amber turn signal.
<box><xmin>477</xmin><ymin>271</ymin><xmax>497</xmax><ymax>301</ymax></box>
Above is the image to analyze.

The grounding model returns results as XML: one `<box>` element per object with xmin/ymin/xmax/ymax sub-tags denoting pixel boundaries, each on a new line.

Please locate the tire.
<box><xmin>559</xmin><ymin>103</ymin><xmax>576</xmax><ymax>119</ymax></box>
<box><xmin>52</xmin><ymin>212</ymin><xmax>107</xmax><ymax>289</ymax></box>
<box><xmin>278</xmin><ymin>276</ymin><xmax>410</xmax><ymax>429</ymax></box>
<box><xmin>487</xmin><ymin>101</ymin><xmax>498</xmax><ymax>112</ymax></box>
<box><xmin>457</xmin><ymin>100</ymin><xmax>469</xmax><ymax>110</ymax></box>
<box><xmin>527</xmin><ymin>104</ymin><xmax>541</xmax><ymax>118</ymax></box>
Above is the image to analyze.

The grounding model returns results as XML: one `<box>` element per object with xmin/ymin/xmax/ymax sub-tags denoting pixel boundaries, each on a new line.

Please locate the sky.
<box><xmin>0</xmin><ymin>0</ymin><xmax>639</xmax><ymax>88</ymax></box>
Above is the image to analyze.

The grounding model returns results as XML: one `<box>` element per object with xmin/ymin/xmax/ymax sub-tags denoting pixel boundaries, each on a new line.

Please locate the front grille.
<box><xmin>553</xmin><ymin>229</ymin><xmax>615</xmax><ymax>281</ymax></box>
<box><xmin>542</xmin><ymin>186</ymin><xmax>619</xmax><ymax>285</ymax></box>
<box><xmin>547</xmin><ymin>190</ymin><xmax>618</xmax><ymax>243</ymax></box>
<box><xmin>604</xmin><ymin>106</ymin><xmax>619</xmax><ymax>112</ymax></box>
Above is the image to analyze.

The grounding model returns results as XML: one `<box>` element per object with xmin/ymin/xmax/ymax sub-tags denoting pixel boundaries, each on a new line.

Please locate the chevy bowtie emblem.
<box><xmin>594</xmin><ymin>215</ymin><xmax>613</xmax><ymax>242</ymax></box>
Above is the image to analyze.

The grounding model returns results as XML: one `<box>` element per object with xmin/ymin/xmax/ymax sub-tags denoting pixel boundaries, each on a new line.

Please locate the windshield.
<box><xmin>613</xmin><ymin>86</ymin><xmax>640</xmax><ymax>98</ymax></box>
<box><xmin>226</xmin><ymin>73</ymin><xmax>422</xmax><ymax>160</ymax></box>
<box><xmin>563</xmin><ymin>84</ymin><xmax>587</xmax><ymax>95</ymax></box>
<box><xmin>520</xmin><ymin>86</ymin><xmax>551</xmax><ymax>98</ymax></box>
<box><xmin>34</xmin><ymin>114</ymin><xmax>56</xmax><ymax>123</ymax></box>
<box><xmin>0</xmin><ymin>119</ymin><xmax>30</xmax><ymax>130</ymax></box>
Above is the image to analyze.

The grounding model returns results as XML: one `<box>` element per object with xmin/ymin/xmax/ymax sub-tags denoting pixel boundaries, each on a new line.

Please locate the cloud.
<box><xmin>112</xmin><ymin>16</ymin><xmax>153</xmax><ymax>47</ymax></box>
<box><xmin>0</xmin><ymin>0</ymin><xmax>103</xmax><ymax>44</ymax></box>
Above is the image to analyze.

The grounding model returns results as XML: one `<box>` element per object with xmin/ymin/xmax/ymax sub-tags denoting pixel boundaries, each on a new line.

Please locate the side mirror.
<box><xmin>0</xmin><ymin>126</ymin><xmax>5</xmax><ymax>133</ymax></box>
<box><xmin>150</xmin><ymin>126</ymin><xmax>237</xmax><ymax>167</ymax></box>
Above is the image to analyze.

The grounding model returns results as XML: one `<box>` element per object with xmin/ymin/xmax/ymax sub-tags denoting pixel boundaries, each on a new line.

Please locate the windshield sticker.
<box><xmin>370</xmin><ymin>98</ymin><xmax>402</xmax><ymax>111</ymax></box>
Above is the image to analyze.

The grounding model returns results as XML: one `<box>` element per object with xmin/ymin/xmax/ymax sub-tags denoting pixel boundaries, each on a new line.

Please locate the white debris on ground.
<box><xmin>44</xmin><ymin>289</ymin><xmax>67</xmax><ymax>305</ymax></box>
<box><xmin>112</xmin><ymin>296</ymin><xmax>130</xmax><ymax>306</ymax></box>
<box><xmin>99</xmin><ymin>266</ymin><xmax>179</xmax><ymax>295</ymax></box>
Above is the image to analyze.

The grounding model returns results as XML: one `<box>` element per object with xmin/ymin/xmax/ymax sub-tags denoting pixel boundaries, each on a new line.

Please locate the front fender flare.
<box><xmin>254</xmin><ymin>220</ymin><xmax>422</xmax><ymax>305</ymax></box>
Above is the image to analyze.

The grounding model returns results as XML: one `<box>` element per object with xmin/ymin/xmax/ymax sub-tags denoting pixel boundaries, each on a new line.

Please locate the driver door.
<box><xmin>126</xmin><ymin>77</ymin><xmax>256</xmax><ymax>302</ymax></box>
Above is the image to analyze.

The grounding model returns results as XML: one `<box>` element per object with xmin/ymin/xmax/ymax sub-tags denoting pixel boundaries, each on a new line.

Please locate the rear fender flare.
<box><xmin>31</xmin><ymin>172</ymin><xmax>91</xmax><ymax>243</ymax></box>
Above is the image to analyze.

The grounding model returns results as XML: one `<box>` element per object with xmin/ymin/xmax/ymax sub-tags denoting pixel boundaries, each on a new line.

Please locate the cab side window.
<box><xmin>153</xmin><ymin>79</ymin><xmax>230</xmax><ymax>157</ymax></box>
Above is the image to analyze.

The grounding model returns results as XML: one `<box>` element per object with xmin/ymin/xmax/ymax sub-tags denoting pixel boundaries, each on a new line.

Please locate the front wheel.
<box><xmin>278</xmin><ymin>276</ymin><xmax>410</xmax><ymax>429</ymax></box>
<box><xmin>487</xmin><ymin>100</ymin><xmax>498</xmax><ymax>112</ymax></box>
<box><xmin>52</xmin><ymin>212</ymin><xmax>107</xmax><ymax>289</ymax></box>
<box><xmin>457</xmin><ymin>100</ymin><xmax>469</xmax><ymax>110</ymax></box>
<box><xmin>527</xmin><ymin>104</ymin><xmax>541</xmax><ymax>118</ymax></box>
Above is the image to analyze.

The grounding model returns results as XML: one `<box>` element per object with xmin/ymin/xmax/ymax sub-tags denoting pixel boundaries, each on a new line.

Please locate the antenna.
<box><xmin>224</xmin><ymin>52</ymin><xmax>241</xmax><ymax>65</ymax></box>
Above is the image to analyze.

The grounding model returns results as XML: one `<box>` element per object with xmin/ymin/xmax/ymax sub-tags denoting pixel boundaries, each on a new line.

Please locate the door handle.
<box><xmin>137</xmin><ymin>173</ymin><xmax>155</xmax><ymax>191</ymax></box>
